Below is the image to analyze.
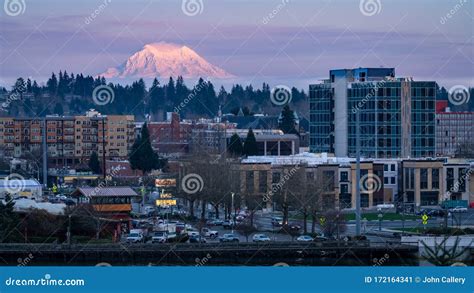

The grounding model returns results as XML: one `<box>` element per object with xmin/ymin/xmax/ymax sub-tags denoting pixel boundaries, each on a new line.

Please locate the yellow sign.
<box><xmin>155</xmin><ymin>179</ymin><xmax>176</xmax><ymax>187</ymax></box>
<box><xmin>156</xmin><ymin>199</ymin><xmax>177</xmax><ymax>206</ymax></box>
<box><xmin>421</xmin><ymin>214</ymin><xmax>428</xmax><ymax>225</ymax></box>
<box><xmin>319</xmin><ymin>216</ymin><xmax>326</xmax><ymax>226</ymax></box>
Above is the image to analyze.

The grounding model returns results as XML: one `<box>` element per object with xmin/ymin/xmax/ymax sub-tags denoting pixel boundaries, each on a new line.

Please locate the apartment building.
<box><xmin>435</xmin><ymin>106</ymin><xmax>474</xmax><ymax>157</ymax></box>
<box><xmin>0</xmin><ymin>110</ymin><xmax>135</xmax><ymax>169</ymax></box>
<box><xmin>309</xmin><ymin>67</ymin><xmax>436</xmax><ymax>158</ymax></box>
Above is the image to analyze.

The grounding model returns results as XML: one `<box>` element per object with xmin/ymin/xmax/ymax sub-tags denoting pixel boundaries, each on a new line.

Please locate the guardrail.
<box><xmin>0</xmin><ymin>241</ymin><xmax>418</xmax><ymax>252</ymax></box>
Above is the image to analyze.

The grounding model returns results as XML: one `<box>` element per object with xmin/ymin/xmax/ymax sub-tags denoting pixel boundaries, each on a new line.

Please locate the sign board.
<box><xmin>155</xmin><ymin>179</ymin><xmax>176</xmax><ymax>187</ymax></box>
<box><xmin>156</xmin><ymin>199</ymin><xmax>177</xmax><ymax>206</ymax></box>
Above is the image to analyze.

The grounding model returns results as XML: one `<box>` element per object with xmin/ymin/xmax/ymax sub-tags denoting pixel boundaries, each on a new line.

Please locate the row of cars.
<box><xmin>416</xmin><ymin>206</ymin><xmax>468</xmax><ymax>217</ymax></box>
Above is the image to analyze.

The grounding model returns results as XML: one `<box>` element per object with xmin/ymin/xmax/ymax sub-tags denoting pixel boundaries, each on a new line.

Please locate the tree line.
<box><xmin>2</xmin><ymin>72</ymin><xmax>308</xmax><ymax>120</ymax></box>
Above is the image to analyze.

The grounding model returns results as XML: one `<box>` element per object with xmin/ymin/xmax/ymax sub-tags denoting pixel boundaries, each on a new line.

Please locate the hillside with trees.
<box><xmin>1</xmin><ymin>72</ymin><xmax>308</xmax><ymax>120</ymax></box>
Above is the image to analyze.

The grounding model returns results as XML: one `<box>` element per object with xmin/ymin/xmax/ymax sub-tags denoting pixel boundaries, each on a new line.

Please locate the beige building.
<box><xmin>0</xmin><ymin>110</ymin><xmax>134</xmax><ymax>170</ymax></box>
<box><xmin>401</xmin><ymin>159</ymin><xmax>444</xmax><ymax>207</ymax></box>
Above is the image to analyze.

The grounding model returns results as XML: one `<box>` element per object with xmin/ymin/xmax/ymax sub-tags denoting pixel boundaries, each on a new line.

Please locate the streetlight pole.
<box><xmin>231</xmin><ymin>192</ymin><xmax>234</xmax><ymax>234</ymax></box>
<box><xmin>355</xmin><ymin>110</ymin><xmax>361</xmax><ymax>236</ymax></box>
<box><xmin>67</xmin><ymin>214</ymin><xmax>71</xmax><ymax>245</ymax></box>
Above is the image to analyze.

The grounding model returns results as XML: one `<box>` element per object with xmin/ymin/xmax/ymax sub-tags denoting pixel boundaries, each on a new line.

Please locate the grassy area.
<box><xmin>290</xmin><ymin>213</ymin><xmax>418</xmax><ymax>221</ymax></box>
<box><xmin>345</xmin><ymin>213</ymin><xmax>418</xmax><ymax>221</ymax></box>
<box><xmin>395</xmin><ymin>227</ymin><xmax>474</xmax><ymax>235</ymax></box>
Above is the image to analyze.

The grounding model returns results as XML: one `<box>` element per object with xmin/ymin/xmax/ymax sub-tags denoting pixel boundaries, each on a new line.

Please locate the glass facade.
<box><xmin>309</xmin><ymin>71</ymin><xmax>436</xmax><ymax>158</ymax></box>
<box><xmin>309</xmin><ymin>84</ymin><xmax>333</xmax><ymax>153</ymax></box>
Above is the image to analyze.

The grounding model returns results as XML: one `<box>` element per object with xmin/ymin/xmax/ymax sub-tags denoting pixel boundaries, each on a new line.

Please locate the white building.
<box><xmin>0</xmin><ymin>178</ymin><xmax>42</xmax><ymax>200</ymax></box>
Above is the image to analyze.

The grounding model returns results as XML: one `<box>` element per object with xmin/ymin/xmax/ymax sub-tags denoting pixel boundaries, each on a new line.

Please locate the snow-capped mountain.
<box><xmin>100</xmin><ymin>42</ymin><xmax>234</xmax><ymax>79</ymax></box>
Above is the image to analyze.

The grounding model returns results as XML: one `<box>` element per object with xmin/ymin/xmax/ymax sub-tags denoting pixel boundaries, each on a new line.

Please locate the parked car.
<box><xmin>126</xmin><ymin>232</ymin><xmax>144</xmax><ymax>243</ymax></box>
<box><xmin>151</xmin><ymin>231</ymin><xmax>168</xmax><ymax>243</ymax></box>
<box><xmin>450</xmin><ymin>206</ymin><xmax>468</xmax><ymax>213</ymax></box>
<box><xmin>207</xmin><ymin>219</ymin><xmax>224</xmax><ymax>226</ymax></box>
<box><xmin>296</xmin><ymin>235</ymin><xmax>314</xmax><ymax>242</ymax></box>
<box><xmin>201</xmin><ymin>228</ymin><xmax>218</xmax><ymax>238</ymax></box>
<box><xmin>271</xmin><ymin>217</ymin><xmax>283</xmax><ymax>227</ymax></box>
<box><xmin>313</xmin><ymin>236</ymin><xmax>329</xmax><ymax>241</ymax></box>
<box><xmin>427</xmin><ymin>209</ymin><xmax>446</xmax><ymax>217</ymax></box>
<box><xmin>219</xmin><ymin>233</ymin><xmax>240</xmax><ymax>242</ymax></box>
<box><xmin>189</xmin><ymin>235</ymin><xmax>207</xmax><ymax>243</ymax></box>
<box><xmin>252</xmin><ymin>234</ymin><xmax>271</xmax><ymax>242</ymax></box>
<box><xmin>223</xmin><ymin>220</ymin><xmax>235</xmax><ymax>229</ymax></box>
<box><xmin>235</xmin><ymin>215</ymin><xmax>245</xmax><ymax>221</ymax></box>
<box><xmin>187</xmin><ymin>231</ymin><xmax>200</xmax><ymax>237</ymax></box>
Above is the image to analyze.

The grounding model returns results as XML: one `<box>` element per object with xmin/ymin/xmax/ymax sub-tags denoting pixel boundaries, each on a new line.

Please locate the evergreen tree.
<box><xmin>88</xmin><ymin>151</ymin><xmax>102</xmax><ymax>174</ymax></box>
<box><xmin>129</xmin><ymin>123</ymin><xmax>166</xmax><ymax>175</ymax></box>
<box><xmin>53</xmin><ymin>102</ymin><xmax>64</xmax><ymax>116</ymax></box>
<box><xmin>0</xmin><ymin>195</ymin><xmax>21</xmax><ymax>242</ymax></box>
<box><xmin>228</xmin><ymin>133</ymin><xmax>243</xmax><ymax>156</ymax></box>
<box><xmin>243</xmin><ymin>128</ymin><xmax>258</xmax><ymax>156</ymax></box>
<box><xmin>47</xmin><ymin>73</ymin><xmax>58</xmax><ymax>96</ymax></box>
<box><xmin>279</xmin><ymin>105</ymin><xmax>298</xmax><ymax>135</ymax></box>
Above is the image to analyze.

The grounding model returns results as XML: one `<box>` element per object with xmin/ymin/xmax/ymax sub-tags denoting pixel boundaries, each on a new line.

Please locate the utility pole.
<box><xmin>101</xmin><ymin>116</ymin><xmax>106</xmax><ymax>180</ymax></box>
<box><xmin>355</xmin><ymin>110</ymin><xmax>361</xmax><ymax>236</ymax></box>
<box><xmin>42</xmin><ymin>118</ymin><xmax>48</xmax><ymax>188</ymax></box>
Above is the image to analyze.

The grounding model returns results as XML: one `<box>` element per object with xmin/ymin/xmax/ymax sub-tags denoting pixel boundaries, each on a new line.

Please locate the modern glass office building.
<box><xmin>310</xmin><ymin>68</ymin><xmax>436</xmax><ymax>158</ymax></box>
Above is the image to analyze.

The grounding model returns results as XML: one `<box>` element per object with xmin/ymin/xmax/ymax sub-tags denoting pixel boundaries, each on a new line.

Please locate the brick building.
<box><xmin>0</xmin><ymin>110</ymin><xmax>135</xmax><ymax>170</ymax></box>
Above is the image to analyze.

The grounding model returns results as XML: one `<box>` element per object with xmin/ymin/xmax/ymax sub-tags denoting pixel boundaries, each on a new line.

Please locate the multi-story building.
<box><xmin>309</xmin><ymin>67</ymin><xmax>436</xmax><ymax>158</ymax></box>
<box><xmin>190</xmin><ymin>128</ymin><xmax>300</xmax><ymax>156</ymax></box>
<box><xmin>435</xmin><ymin>105</ymin><xmax>474</xmax><ymax>157</ymax></box>
<box><xmin>238</xmin><ymin>153</ymin><xmax>473</xmax><ymax>210</ymax></box>
<box><xmin>400</xmin><ymin>159</ymin><xmax>444</xmax><ymax>207</ymax></box>
<box><xmin>0</xmin><ymin>110</ymin><xmax>135</xmax><ymax>170</ymax></box>
<box><xmin>144</xmin><ymin>112</ymin><xmax>236</xmax><ymax>157</ymax></box>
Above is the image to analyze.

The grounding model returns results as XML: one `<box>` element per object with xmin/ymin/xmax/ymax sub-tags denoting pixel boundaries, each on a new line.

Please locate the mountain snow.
<box><xmin>100</xmin><ymin>42</ymin><xmax>234</xmax><ymax>79</ymax></box>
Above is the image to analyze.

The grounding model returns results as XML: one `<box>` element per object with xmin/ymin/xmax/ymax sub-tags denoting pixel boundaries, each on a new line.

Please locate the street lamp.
<box><xmin>378</xmin><ymin>212</ymin><xmax>383</xmax><ymax>231</ymax></box>
<box><xmin>231</xmin><ymin>192</ymin><xmax>234</xmax><ymax>234</ymax></box>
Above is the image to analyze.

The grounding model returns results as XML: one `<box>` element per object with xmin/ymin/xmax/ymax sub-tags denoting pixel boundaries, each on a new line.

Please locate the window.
<box><xmin>432</xmin><ymin>169</ymin><xmax>439</xmax><ymax>189</ymax></box>
<box><xmin>340</xmin><ymin>171</ymin><xmax>348</xmax><ymax>182</ymax></box>
<box><xmin>246</xmin><ymin>171</ymin><xmax>254</xmax><ymax>193</ymax></box>
<box><xmin>446</xmin><ymin>168</ymin><xmax>454</xmax><ymax>191</ymax></box>
<box><xmin>323</xmin><ymin>170</ymin><xmax>335</xmax><ymax>191</ymax></box>
<box><xmin>258</xmin><ymin>171</ymin><xmax>267</xmax><ymax>193</ymax></box>
<box><xmin>391</xmin><ymin>164</ymin><xmax>395</xmax><ymax>171</ymax></box>
<box><xmin>459</xmin><ymin>168</ymin><xmax>467</xmax><ymax>192</ymax></box>
<box><xmin>420</xmin><ymin>168</ymin><xmax>428</xmax><ymax>189</ymax></box>
<box><xmin>340</xmin><ymin>184</ymin><xmax>349</xmax><ymax>194</ymax></box>
<box><xmin>272</xmin><ymin>172</ymin><xmax>281</xmax><ymax>184</ymax></box>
